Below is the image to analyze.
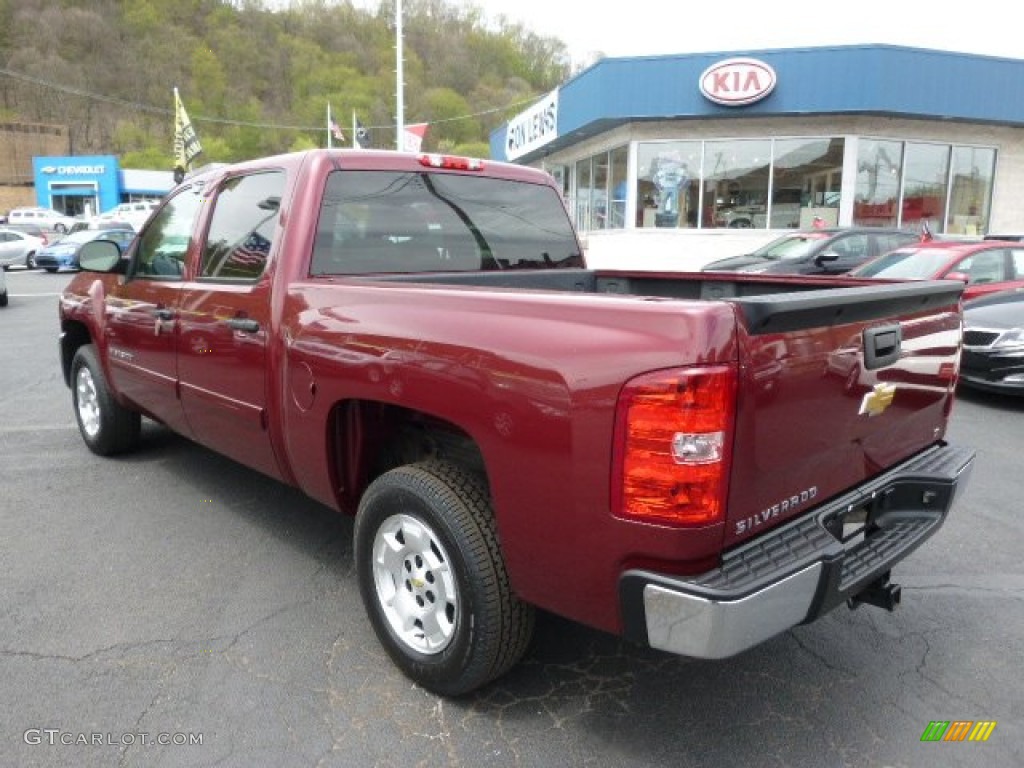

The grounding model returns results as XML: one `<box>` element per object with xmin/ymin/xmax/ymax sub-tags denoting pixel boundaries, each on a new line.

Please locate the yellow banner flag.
<box><xmin>173</xmin><ymin>87</ymin><xmax>203</xmax><ymax>173</ymax></box>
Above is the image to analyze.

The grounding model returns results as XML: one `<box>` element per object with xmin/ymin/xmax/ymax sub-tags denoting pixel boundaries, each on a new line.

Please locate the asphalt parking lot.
<box><xmin>1</xmin><ymin>268</ymin><xmax>1022</xmax><ymax>768</ymax></box>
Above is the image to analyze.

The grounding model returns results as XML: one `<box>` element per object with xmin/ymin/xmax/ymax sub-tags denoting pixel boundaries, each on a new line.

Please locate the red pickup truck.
<box><xmin>58</xmin><ymin>149</ymin><xmax>975</xmax><ymax>696</ymax></box>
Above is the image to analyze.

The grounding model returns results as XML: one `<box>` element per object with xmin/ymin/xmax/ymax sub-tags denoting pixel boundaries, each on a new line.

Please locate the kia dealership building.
<box><xmin>490</xmin><ymin>44</ymin><xmax>1024</xmax><ymax>263</ymax></box>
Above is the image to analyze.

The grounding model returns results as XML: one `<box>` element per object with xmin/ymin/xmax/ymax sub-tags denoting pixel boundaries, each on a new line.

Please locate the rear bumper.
<box><xmin>619</xmin><ymin>442</ymin><xmax>975</xmax><ymax>659</ymax></box>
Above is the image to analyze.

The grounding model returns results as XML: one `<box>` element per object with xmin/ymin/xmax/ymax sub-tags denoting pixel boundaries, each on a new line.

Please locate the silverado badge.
<box><xmin>859</xmin><ymin>383</ymin><xmax>896</xmax><ymax>417</ymax></box>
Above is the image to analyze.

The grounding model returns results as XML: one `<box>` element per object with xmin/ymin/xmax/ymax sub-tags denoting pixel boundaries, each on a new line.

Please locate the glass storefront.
<box><xmin>948</xmin><ymin>146</ymin><xmax>996</xmax><ymax>236</ymax></box>
<box><xmin>563</xmin><ymin>135</ymin><xmax>996</xmax><ymax>236</ymax></box>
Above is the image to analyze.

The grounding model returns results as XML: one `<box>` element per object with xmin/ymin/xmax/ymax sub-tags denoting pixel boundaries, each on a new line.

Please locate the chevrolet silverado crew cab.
<box><xmin>58</xmin><ymin>149</ymin><xmax>975</xmax><ymax>696</ymax></box>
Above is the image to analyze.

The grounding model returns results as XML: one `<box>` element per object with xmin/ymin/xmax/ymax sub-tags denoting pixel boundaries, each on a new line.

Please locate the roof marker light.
<box><xmin>418</xmin><ymin>154</ymin><xmax>485</xmax><ymax>171</ymax></box>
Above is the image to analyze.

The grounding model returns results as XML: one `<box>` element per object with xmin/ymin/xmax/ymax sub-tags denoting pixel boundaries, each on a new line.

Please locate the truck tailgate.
<box><xmin>723</xmin><ymin>280</ymin><xmax>964</xmax><ymax>548</ymax></box>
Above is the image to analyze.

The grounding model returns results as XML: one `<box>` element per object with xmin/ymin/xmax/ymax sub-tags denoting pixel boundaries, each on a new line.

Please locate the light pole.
<box><xmin>395</xmin><ymin>0</ymin><xmax>405</xmax><ymax>149</ymax></box>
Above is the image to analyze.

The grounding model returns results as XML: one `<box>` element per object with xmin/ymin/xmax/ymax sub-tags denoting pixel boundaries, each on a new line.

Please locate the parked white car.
<box><xmin>0</xmin><ymin>227</ymin><xmax>46</xmax><ymax>269</ymax></box>
<box><xmin>95</xmin><ymin>201</ymin><xmax>159</xmax><ymax>231</ymax></box>
<box><xmin>7</xmin><ymin>206</ymin><xmax>77</xmax><ymax>234</ymax></box>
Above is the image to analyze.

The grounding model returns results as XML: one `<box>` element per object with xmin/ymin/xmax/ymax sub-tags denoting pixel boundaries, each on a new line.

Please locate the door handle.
<box><xmin>226</xmin><ymin>317</ymin><xmax>260</xmax><ymax>333</ymax></box>
<box><xmin>152</xmin><ymin>307</ymin><xmax>176</xmax><ymax>336</ymax></box>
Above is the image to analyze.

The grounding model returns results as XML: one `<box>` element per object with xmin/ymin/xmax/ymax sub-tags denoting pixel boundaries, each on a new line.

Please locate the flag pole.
<box><xmin>326</xmin><ymin>102</ymin><xmax>332</xmax><ymax>149</ymax></box>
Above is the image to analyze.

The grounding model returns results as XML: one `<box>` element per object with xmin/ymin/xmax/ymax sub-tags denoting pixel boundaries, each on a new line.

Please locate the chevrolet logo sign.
<box><xmin>859</xmin><ymin>383</ymin><xmax>896</xmax><ymax>416</ymax></box>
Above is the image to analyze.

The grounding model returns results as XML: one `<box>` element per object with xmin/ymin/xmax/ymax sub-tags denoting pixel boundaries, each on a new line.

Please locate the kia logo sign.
<box><xmin>699</xmin><ymin>58</ymin><xmax>777</xmax><ymax>106</ymax></box>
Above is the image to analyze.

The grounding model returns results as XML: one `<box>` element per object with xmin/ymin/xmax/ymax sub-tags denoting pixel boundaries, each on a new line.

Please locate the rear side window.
<box><xmin>960</xmin><ymin>249</ymin><xmax>1007</xmax><ymax>284</ymax></box>
<box><xmin>879</xmin><ymin>233</ymin><xmax>918</xmax><ymax>254</ymax></box>
<box><xmin>199</xmin><ymin>171</ymin><xmax>283</xmax><ymax>281</ymax></box>
<box><xmin>311</xmin><ymin>170</ymin><xmax>581</xmax><ymax>275</ymax></box>
<box><xmin>1011</xmin><ymin>249</ymin><xmax>1024</xmax><ymax>278</ymax></box>
<box><xmin>833</xmin><ymin>234</ymin><xmax>868</xmax><ymax>257</ymax></box>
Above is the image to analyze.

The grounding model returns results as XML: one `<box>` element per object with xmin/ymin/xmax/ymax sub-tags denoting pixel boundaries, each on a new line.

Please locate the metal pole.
<box><xmin>396</xmin><ymin>0</ymin><xmax>404</xmax><ymax>149</ymax></box>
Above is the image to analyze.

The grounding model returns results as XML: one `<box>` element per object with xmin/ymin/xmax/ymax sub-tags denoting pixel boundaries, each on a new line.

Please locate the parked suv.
<box><xmin>8</xmin><ymin>206</ymin><xmax>77</xmax><ymax>234</ymax></box>
<box><xmin>702</xmin><ymin>227</ymin><xmax>921</xmax><ymax>275</ymax></box>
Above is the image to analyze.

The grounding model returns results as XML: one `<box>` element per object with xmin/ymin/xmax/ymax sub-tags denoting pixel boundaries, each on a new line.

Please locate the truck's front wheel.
<box><xmin>71</xmin><ymin>344</ymin><xmax>141</xmax><ymax>456</ymax></box>
<box><xmin>354</xmin><ymin>460</ymin><xmax>534</xmax><ymax>696</ymax></box>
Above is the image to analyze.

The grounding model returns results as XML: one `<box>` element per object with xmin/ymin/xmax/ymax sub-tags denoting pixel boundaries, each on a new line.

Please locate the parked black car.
<box><xmin>959</xmin><ymin>288</ymin><xmax>1024</xmax><ymax>396</ymax></box>
<box><xmin>701</xmin><ymin>226</ymin><xmax>920</xmax><ymax>275</ymax></box>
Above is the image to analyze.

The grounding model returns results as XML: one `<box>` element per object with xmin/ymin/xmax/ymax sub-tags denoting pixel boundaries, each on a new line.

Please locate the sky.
<box><xmin>438</xmin><ymin>0</ymin><xmax>1021</xmax><ymax>67</ymax></box>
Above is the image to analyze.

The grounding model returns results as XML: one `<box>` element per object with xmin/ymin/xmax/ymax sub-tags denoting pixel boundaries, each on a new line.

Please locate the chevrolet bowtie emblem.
<box><xmin>859</xmin><ymin>383</ymin><xmax>896</xmax><ymax>416</ymax></box>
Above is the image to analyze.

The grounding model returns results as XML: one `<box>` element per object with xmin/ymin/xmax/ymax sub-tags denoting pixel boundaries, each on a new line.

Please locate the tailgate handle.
<box><xmin>863</xmin><ymin>324</ymin><xmax>901</xmax><ymax>370</ymax></box>
<box><xmin>226</xmin><ymin>317</ymin><xmax>260</xmax><ymax>333</ymax></box>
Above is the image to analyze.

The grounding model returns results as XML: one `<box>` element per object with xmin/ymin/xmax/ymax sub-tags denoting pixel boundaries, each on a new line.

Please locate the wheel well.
<box><xmin>328</xmin><ymin>400</ymin><xmax>487</xmax><ymax>514</ymax></box>
<box><xmin>60</xmin><ymin>320</ymin><xmax>92</xmax><ymax>387</ymax></box>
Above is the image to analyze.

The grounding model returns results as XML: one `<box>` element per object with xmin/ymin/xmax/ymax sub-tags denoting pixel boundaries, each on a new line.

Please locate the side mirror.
<box><xmin>78</xmin><ymin>240</ymin><xmax>126</xmax><ymax>274</ymax></box>
<box><xmin>945</xmin><ymin>271</ymin><xmax>970</xmax><ymax>283</ymax></box>
<box><xmin>815</xmin><ymin>249</ymin><xmax>840</xmax><ymax>265</ymax></box>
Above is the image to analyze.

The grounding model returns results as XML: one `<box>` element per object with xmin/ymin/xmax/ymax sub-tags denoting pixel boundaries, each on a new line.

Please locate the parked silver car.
<box><xmin>0</xmin><ymin>227</ymin><xmax>46</xmax><ymax>270</ymax></box>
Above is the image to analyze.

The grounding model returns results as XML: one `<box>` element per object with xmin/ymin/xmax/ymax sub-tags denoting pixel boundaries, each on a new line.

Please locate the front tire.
<box><xmin>71</xmin><ymin>344</ymin><xmax>141</xmax><ymax>455</ymax></box>
<box><xmin>354</xmin><ymin>460</ymin><xmax>534</xmax><ymax>696</ymax></box>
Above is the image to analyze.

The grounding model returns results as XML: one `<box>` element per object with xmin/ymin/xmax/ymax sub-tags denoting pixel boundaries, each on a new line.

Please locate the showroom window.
<box><xmin>572</xmin><ymin>135</ymin><xmax>994</xmax><ymax>234</ymax></box>
<box><xmin>704</xmin><ymin>139</ymin><xmax>772</xmax><ymax>229</ymax></box>
<box><xmin>854</xmin><ymin>139</ymin><xmax>995</xmax><ymax>234</ymax></box>
<box><xmin>636</xmin><ymin>141</ymin><xmax>701</xmax><ymax>228</ymax></box>
<box><xmin>853</xmin><ymin>138</ymin><xmax>904</xmax><ymax>228</ymax></box>
<box><xmin>608</xmin><ymin>146</ymin><xmax>628</xmax><ymax>228</ymax></box>
<box><xmin>900</xmin><ymin>142</ymin><xmax>950</xmax><ymax>233</ymax></box>
<box><xmin>574</xmin><ymin>156</ymin><xmax>594</xmax><ymax>231</ymax></box>
<box><xmin>570</xmin><ymin>146</ymin><xmax>629</xmax><ymax>231</ymax></box>
<box><xmin>947</xmin><ymin>146</ymin><xmax>996</xmax><ymax>235</ymax></box>
<box><xmin>632</xmin><ymin>137</ymin><xmax>846</xmax><ymax>231</ymax></box>
<box><xmin>773</xmin><ymin>138</ymin><xmax>844</xmax><ymax>228</ymax></box>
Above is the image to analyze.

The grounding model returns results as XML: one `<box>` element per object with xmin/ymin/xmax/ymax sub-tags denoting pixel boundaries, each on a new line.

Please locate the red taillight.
<box><xmin>418</xmin><ymin>153</ymin><xmax>484</xmax><ymax>171</ymax></box>
<box><xmin>612</xmin><ymin>366</ymin><xmax>736</xmax><ymax>527</ymax></box>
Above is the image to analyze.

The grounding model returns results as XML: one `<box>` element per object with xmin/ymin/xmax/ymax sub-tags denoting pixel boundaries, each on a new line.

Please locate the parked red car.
<box><xmin>850</xmin><ymin>239</ymin><xmax>1024</xmax><ymax>300</ymax></box>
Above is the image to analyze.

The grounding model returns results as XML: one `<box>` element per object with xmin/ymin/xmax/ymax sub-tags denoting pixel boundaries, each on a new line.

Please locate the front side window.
<box><xmin>311</xmin><ymin>171</ymin><xmax>581</xmax><ymax>275</ymax></box>
<box><xmin>199</xmin><ymin>171</ymin><xmax>283</xmax><ymax>280</ymax></box>
<box><xmin>132</xmin><ymin>185</ymin><xmax>205</xmax><ymax>279</ymax></box>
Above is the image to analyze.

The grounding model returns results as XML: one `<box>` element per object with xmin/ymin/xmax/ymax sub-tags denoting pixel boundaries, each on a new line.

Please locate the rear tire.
<box><xmin>354</xmin><ymin>460</ymin><xmax>534</xmax><ymax>696</ymax></box>
<box><xmin>71</xmin><ymin>344</ymin><xmax>141</xmax><ymax>455</ymax></box>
